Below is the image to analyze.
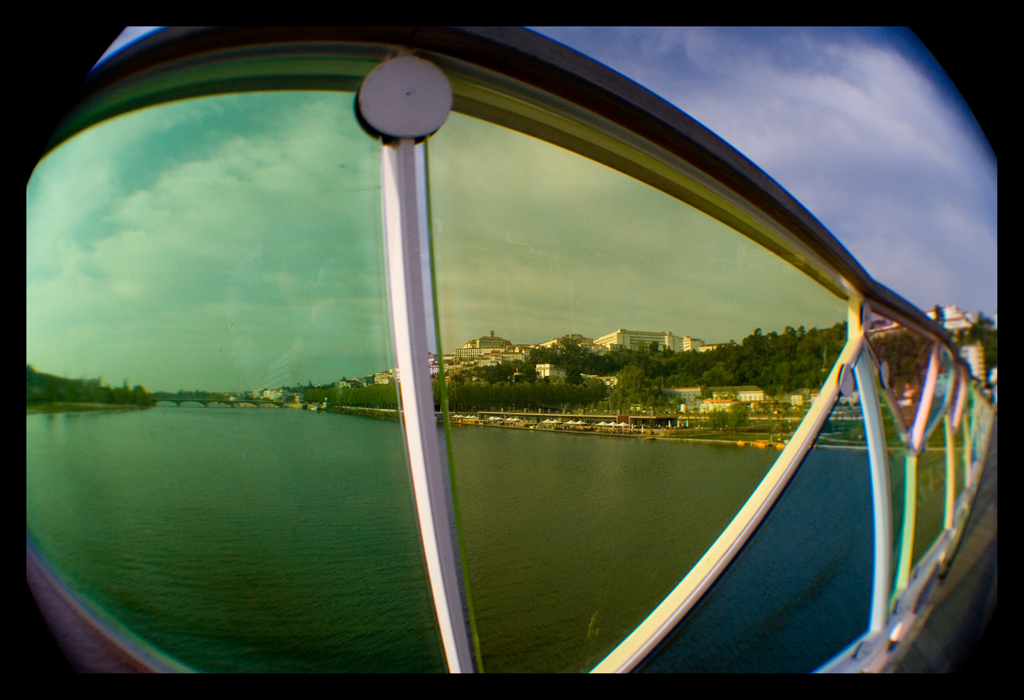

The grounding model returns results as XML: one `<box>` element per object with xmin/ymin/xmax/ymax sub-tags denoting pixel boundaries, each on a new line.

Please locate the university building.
<box><xmin>594</xmin><ymin>329</ymin><xmax>703</xmax><ymax>353</ymax></box>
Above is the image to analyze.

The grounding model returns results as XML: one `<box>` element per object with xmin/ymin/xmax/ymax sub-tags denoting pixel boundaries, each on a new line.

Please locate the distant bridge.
<box><xmin>151</xmin><ymin>397</ymin><xmax>299</xmax><ymax>408</ymax></box>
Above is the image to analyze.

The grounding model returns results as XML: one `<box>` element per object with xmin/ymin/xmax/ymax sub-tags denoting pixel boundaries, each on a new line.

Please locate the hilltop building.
<box><xmin>959</xmin><ymin>343</ymin><xmax>985</xmax><ymax>381</ymax></box>
<box><xmin>700</xmin><ymin>398</ymin><xmax>733</xmax><ymax>413</ymax></box>
<box><xmin>538</xmin><ymin>334</ymin><xmax>602</xmax><ymax>352</ymax></box>
<box><xmin>583</xmin><ymin>374</ymin><xmax>619</xmax><ymax>389</ymax></box>
<box><xmin>787</xmin><ymin>389</ymin><xmax>820</xmax><ymax>407</ymax></box>
<box><xmin>454</xmin><ymin>331</ymin><xmax>513</xmax><ymax>360</ymax></box>
<box><xmin>462</xmin><ymin>330</ymin><xmax>511</xmax><ymax>350</ymax></box>
<box><xmin>867</xmin><ymin>304</ymin><xmax>980</xmax><ymax>337</ymax></box>
<box><xmin>595</xmin><ymin>329</ymin><xmax>702</xmax><ymax>353</ymax></box>
<box><xmin>536</xmin><ymin>363</ymin><xmax>566</xmax><ymax>379</ymax></box>
<box><xmin>711</xmin><ymin>386</ymin><xmax>765</xmax><ymax>402</ymax></box>
<box><xmin>925</xmin><ymin>304</ymin><xmax>976</xmax><ymax>332</ymax></box>
<box><xmin>662</xmin><ymin>386</ymin><xmax>703</xmax><ymax>410</ymax></box>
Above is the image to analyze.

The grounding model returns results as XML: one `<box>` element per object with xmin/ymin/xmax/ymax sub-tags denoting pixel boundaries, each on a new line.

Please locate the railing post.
<box><xmin>359</xmin><ymin>54</ymin><xmax>475</xmax><ymax>673</ymax></box>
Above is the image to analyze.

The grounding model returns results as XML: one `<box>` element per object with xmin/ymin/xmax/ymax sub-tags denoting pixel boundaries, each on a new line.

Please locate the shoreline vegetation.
<box><xmin>27</xmin><ymin>365</ymin><xmax>151</xmax><ymax>413</ymax></box>
<box><xmin>329</xmin><ymin>405</ymin><xmax>401</xmax><ymax>422</ymax></box>
<box><xmin>27</xmin><ymin>402</ymin><xmax>149</xmax><ymax>415</ymax></box>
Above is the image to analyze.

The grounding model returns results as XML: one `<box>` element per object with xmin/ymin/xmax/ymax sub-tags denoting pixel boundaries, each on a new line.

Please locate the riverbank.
<box><xmin>322</xmin><ymin>404</ymin><xmax>799</xmax><ymax>447</ymax></box>
<box><xmin>27</xmin><ymin>403</ymin><xmax>149</xmax><ymax>415</ymax></box>
<box><xmin>447</xmin><ymin>417</ymin><xmax>794</xmax><ymax>447</ymax></box>
<box><xmin>327</xmin><ymin>405</ymin><xmax>400</xmax><ymax>422</ymax></box>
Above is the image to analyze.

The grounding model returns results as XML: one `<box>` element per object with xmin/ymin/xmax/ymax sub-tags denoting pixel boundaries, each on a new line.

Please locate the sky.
<box><xmin>530</xmin><ymin>27</ymin><xmax>997</xmax><ymax>318</ymax></box>
<box><xmin>27</xmin><ymin>92</ymin><xmax>395</xmax><ymax>392</ymax></box>
<box><xmin>26</xmin><ymin>28</ymin><xmax>996</xmax><ymax>392</ymax></box>
<box><xmin>428</xmin><ymin>111</ymin><xmax>847</xmax><ymax>354</ymax></box>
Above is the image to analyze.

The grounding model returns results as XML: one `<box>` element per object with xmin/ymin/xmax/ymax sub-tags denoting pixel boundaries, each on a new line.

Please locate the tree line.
<box><xmin>27</xmin><ymin>365</ymin><xmax>151</xmax><ymax>406</ymax></box>
<box><xmin>304</xmin><ymin>384</ymin><xmax>400</xmax><ymax>410</ymax></box>
<box><xmin>442</xmin><ymin>377</ymin><xmax>607</xmax><ymax>412</ymax></box>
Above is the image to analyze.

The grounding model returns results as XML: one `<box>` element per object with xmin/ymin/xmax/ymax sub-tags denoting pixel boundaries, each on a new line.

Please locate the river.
<box><xmin>27</xmin><ymin>407</ymin><xmax>777</xmax><ymax>672</ymax></box>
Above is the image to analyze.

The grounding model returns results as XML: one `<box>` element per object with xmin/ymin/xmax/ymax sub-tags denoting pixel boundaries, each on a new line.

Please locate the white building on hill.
<box><xmin>925</xmin><ymin>305</ymin><xmax>977</xmax><ymax>332</ymax></box>
<box><xmin>594</xmin><ymin>329</ymin><xmax>703</xmax><ymax>353</ymax></box>
<box><xmin>536</xmin><ymin>363</ymin><xmax>566</xmax><ymax>379</ymax></box>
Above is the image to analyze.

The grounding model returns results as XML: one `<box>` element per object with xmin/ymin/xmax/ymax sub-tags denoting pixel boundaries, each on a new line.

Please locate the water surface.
<box><xmin>28</xmin><ymin>408</ymin><xmax>777</xmax><ymax>672</ymax></box>
<box><xmin>27</xmin><ymin>407</ymin><xmax>444</xmax><ymax>673</ymax></box>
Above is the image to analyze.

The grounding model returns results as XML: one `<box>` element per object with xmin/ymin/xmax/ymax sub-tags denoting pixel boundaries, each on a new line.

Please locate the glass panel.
<box><xmin>951</xmin><ymin>417</ymin><xmax>965</xmax><ymax>504</ymax></box>
<box><xmin>969</xmin><ymin>383</ymin><xmax>984</xmax><ymax>470</ymax></box>
<box><xmin>864</xmin><ymin>308</ymin><xmax>935</xmax><ymax>435</ymax></box>
<box><xmin>911</xmin><ymin>422</ymin><xmax>948</xmax><ymax>566</ymax></box>
<box><xmin>950</xmin><ymin>368</ymin><xmax>967</xmax><ymax>432</ymax></box>
<box><xmin>865</xmin><ymin>348</ymin><xmax>910</xmax><ymax>605</ymax></box>
<box><xmin>426</xmin><ymin>112</ymin><xmax>849</xmax><ymax>672</ymax></box>
<box><xmin>922</xmin><ymin>347</ymin><xmax>955</xmax><ymax>441</ymax></box>
<box><xmin>950</xmin><ymin>376</ymin><xmax>967</xmax><ymax>503</ymax></box>
<box><xmin>979</xmin><ymin>388</ymin><xmax>993</xmax><ymax>449</ymax></box>
<box><xmin>961</xmin><ymin>402</ymin><xmax>973</xmax><ymax>482</ymax></box>
<box><xmin>26</xmin><ymin>92</ymin><xmax>446</xmax><ymax>672</ymax></box>
<box><xmin>637</xmin><ymin>395</ymin><xmax>873</xmax><ymax>673</ymax></box>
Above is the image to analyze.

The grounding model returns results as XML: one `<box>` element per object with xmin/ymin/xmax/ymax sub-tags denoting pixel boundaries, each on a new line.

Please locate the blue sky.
<box><xmin>531</xmin><ymin>27</ymin><xmax>997</xmax><ymax>317</ymax></box>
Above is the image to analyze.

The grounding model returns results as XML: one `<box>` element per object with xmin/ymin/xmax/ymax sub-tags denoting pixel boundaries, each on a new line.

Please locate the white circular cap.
<box><xmin>358</xmin><ymin>55</ymin><xmax>452</xmax><ymax>138</ymax></box>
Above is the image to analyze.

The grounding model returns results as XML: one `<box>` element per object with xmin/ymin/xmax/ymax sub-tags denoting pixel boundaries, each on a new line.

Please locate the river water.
<box><xmin>27</xmin><ymin>407</ymin><xmax>777</xmax><ymax>672</ymax></box>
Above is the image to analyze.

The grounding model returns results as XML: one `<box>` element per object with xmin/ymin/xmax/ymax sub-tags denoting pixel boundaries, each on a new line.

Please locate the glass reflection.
<box><xmin>864</xmin><ymin>308</ymin><xmax>934</xmax><ymax>437</ymax></box>
<box><xmin>969</xmin><ymin>383</ymin><xmax>984</xmax><ymax>472</ymax></box>
<box><xmin>946</xmin><ymin>415</ymin><xmax>962</xmax><ymax>507</ymax></box>
<box><xmin>426</xmin><ymin>112</ymin><xmax>848</xmax><ymax>671</ymax></box>
<box><xmin>912</xmin><ymin>419</ymin><xmax>948</xmax><ymax>566</ymax></box>
<box><xmin>922</xmin><ymin>347</ymin><xmax>955</xmax><ymax>442</ymax></box>
<box><xmin>638</xmin><ymin>395</ymin><xmax>873</xmax><ymax>673</ymax></box>
<box><xmin>26</xmin><ymin>92</ymin><xmax>446</xmax><ymax>672</ymax></box>
<box><xmin>950</xmin><ymin>374</ymin><xmax>967</xmax><ymax>502</ymax></box>
<box><xmin>869</xmin><ymin>350</ymin><xmax>910</xmax><ymax>608</ymax></box>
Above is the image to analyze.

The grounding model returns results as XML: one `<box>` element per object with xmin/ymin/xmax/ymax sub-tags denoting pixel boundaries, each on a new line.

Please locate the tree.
<box><xmin>708</xmin><ymin>409</ymin><xmax>729</xmax><ymax>430</ymax></box>
<box><xmin>701</xmin><ymin>362</ymin><xmax>734</xmax><ymax>387</ymax></box>
<box><xmin>727</xmin><ymin>402</ymin><xmax>750</xmax><ymax>428</ymax></box>
<box><xmin>610</xmin><ymin>365</ymin><xmax>657</xmax><ymax>411</ymax></box>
